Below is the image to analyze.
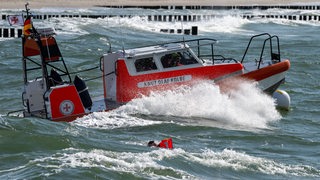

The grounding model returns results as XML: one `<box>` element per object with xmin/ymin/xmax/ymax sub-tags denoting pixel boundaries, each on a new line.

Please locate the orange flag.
<box><xmin>23</xmin><ymin>16</ymin><xmax>32</xmax><ymax>36</ymax></box>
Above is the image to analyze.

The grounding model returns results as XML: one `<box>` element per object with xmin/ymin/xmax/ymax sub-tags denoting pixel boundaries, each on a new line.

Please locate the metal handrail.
<box><xmin>241</xmin><ymin>33</ymin><xmax>271</xmax><ymax>63</ymax></box>
<box><xmin>126</xmin><ymin>38</ymin><xmax>217</xmax><ymax>56</ymax></box>
<box><xmin>240</xmin><ymin>33</ymin><xmax>281</xmax><ymax>69</ymax></box>
<box><xmin>257</xmin><ymin>35</ymin><xmax>280</xmax><ymax>68</ymax></box>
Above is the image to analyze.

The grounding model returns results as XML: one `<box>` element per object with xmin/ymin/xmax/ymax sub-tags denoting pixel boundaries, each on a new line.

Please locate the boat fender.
<box><xmin>74</xmin><ymin>75</ymin><xmax>92</xmax><ymax>110</ymax></box>
<box><xmin>273</xmin><ymin>89</ymin><xmax>290</xmax><ymax>110</ymax></box>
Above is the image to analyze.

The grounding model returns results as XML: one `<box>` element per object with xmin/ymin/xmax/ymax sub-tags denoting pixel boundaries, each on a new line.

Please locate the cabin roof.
<box><xmin>124</xmin><ymin>43</ymin><xmax>189</xmax><ymax>57</ymax></box>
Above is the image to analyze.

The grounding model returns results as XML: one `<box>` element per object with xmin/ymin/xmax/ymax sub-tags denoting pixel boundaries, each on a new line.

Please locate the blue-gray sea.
<box><xmin>0</xmin><ymin>7</ymin><xmax>319</xmax><ymax>179</ymax></box>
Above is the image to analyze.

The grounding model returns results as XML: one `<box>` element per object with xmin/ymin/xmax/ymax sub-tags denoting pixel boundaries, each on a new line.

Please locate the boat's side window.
<box><xmin>161</xmin><ymin>51</ymin><xmax>198</xmax><ymax>68</ymax></box>
<box><xmin>135</xmin><ymin>57</ymin><xmax>157</xmax><ymax>72</ymax></box>
<box><xmin>161</xmin><ymin>53</ymin><xmax>183</xmax><ymax>68</ymax></box>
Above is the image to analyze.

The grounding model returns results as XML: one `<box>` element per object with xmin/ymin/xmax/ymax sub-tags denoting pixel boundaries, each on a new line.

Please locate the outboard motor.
<box><xmin>74</xmin><ymin>75</ymin><xmax>92</xmax><ymax>110</ymax></box>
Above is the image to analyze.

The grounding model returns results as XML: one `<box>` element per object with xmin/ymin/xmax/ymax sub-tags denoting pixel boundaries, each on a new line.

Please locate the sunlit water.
<box><xmin>1</xmin><ymin>7</ymin><xmax>320</xmax><ymax>179</ymax></box>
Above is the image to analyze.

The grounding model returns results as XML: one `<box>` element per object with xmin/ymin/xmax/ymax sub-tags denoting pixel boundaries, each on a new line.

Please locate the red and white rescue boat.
<box><xmin>11</xmin><ymin>5</ymin><xmax>290</xmax><ymax>122</ymax></box>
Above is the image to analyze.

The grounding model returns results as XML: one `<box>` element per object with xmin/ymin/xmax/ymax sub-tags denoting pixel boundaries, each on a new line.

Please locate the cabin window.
<box><xmin>135</xmin><ymin>57</ymin><xmax>157</xmax><ymax>72</ymax></box>
<box><xmin>161</xmin><ymin>51</ymin><xmax>198</xmax><ymax>68</ymax></box>
<box><xmin>180</xmin><ymin>51</ymin><xmax>198</xmax><ymax>65</ymax></box>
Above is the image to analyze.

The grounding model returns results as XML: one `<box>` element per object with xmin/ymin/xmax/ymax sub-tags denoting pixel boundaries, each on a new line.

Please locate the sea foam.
<box><xmin>75</xmin><ymin>80</ymin><xmax>281</xmax><ymax>130</ymax></box>
<box><xmin>117</xmin><ymin>80</ymin><xmax>281</xmax><ymax>129</ymax></box>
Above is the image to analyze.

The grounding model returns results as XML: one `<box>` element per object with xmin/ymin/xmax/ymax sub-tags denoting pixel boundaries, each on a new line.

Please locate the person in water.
<box><xmin>148</xmin><ymin>138</ymin><xmax>173</xmax><ymax>149</ymax></box>
<box><xmin>147</xmin><ymin>141</ymin><xmax>158</xmax><ymax>147</ymax></box>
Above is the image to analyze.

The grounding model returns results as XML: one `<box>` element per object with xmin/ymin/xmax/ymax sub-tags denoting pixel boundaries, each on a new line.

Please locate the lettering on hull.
<box><xmin>137</xmin><ymin>75</ymin><xmax>192</xmax><ymax>88</ymax></box>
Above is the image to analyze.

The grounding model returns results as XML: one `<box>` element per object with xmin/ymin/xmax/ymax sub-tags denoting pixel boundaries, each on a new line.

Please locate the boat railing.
<box><xmin>241</xmin><ymin>33</ymin><xmax>281</xmax><ymax>69</ymax></box>
<box><xmin>127</xmin><ymin>38</ymin><xmax>216</xmax><ymax>56</ymax></box>
<box><xmin>182</xmin><ymin>39</ymin><xmax>239</xmax><ymax>64</ymax></box>
<box><xmin>165</xmin><ymin>38</ymin><xmax>235</xmax><ymax>64</ymax></box>
<box><xmin>123</xmin><ymin>38</ymin><xmax>239</xmax><ymax>64</ymax></box>
<box><xmin>198</xmin><ymin>54</ymin><xmax>238</xmax><ymax>63</ymax></box>
<box><xmin>160</xmin><ymin>38</ymin><xmax>218</xmax><ymax>48</ymax></box>
<box><xmin>213</xmin><ymin>55</ymin><xmax>238</xmax><ymax>63</ymax></box>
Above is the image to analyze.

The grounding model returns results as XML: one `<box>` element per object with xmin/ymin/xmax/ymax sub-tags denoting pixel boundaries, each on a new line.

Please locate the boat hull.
<box><xmin>241</xmin><ymin>60</ymin><xmax>290</xmax><ymax>94</ymax></box>
<box><xmin>115</xmin><ymin>59</ymin><xmax>244</xmax><ymax>103</ymax></box>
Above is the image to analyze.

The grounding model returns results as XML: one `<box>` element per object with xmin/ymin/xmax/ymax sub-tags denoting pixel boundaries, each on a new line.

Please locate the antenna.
<box><xmin>106</xmin><ymin>36</ymin><xmax>112</xmax><ymax>53</ymax></box>
<box><xmin>25</xmin><ymin>2</ymin><xmax>30</xmax><ymax>16</ymax></box>
<box><xmin>118</xmin><ymin>17</ymin><xmax>126</xmax><ymax>55</ymax></box>
<box><xmin>181</xmin><ymin>21</ymin><xmax>186</xmax><ymax>48</ymax></box>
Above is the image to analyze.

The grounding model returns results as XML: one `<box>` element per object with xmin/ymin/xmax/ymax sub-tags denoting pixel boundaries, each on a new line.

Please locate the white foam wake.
<box><xmin>73</xmin><ymin>111</ymin><xmax>164</xmax><ymax>129</ymax></box>
<box><xmin>74</xmin><ymin>81</ymin><xmax>280</xmax><ymax>130</ymax></box>
<box><xmin>117</xmin><ymin>81</ymin><xmax>281</xmax><ymax>129</ymax></box>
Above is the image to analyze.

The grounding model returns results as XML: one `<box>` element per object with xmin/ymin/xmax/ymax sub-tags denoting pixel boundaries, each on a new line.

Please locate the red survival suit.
<box><xmin>157</xmin><ymin>138</ymin><xmax>173</xmax><ymax>149</ymax></box>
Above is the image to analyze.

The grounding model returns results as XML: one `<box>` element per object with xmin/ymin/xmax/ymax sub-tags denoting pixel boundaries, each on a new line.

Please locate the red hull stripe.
<box><xmin>241</xmin><ymin>60</ymin><xmax>290</xmax><ymax>81</ymax></box>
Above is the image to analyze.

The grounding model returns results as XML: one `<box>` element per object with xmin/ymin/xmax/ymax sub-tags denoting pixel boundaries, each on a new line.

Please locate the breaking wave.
<box><xmin>2</xmin><ymin>147</ymin><xmax>318</xmax><ymax>179</ymax></box>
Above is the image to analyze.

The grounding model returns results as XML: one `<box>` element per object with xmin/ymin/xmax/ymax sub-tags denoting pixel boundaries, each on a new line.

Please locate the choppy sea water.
<box><xmin>0</xmin><ymin>7</ymin><xmax>320</xmax><ymax>179</ymax></box>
